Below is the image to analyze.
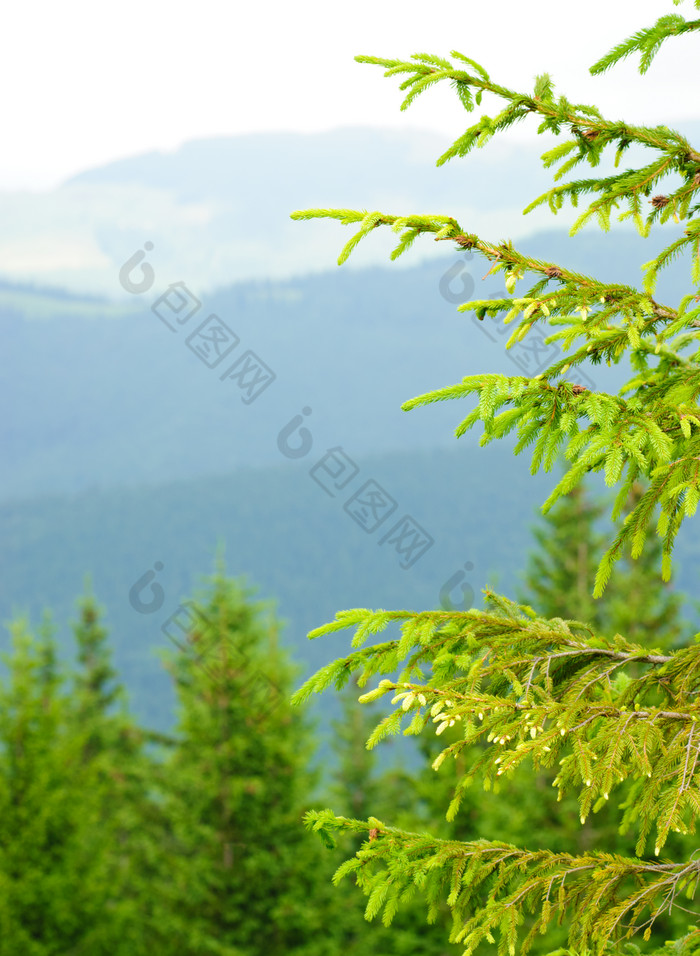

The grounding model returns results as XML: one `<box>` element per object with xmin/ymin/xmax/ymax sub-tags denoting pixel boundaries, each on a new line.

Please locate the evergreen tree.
<box><xmin>72</xmin><ymin>588</ymin><xmax>121</xmax><ymax>733</ymax></box>
<box><xmin>0</xmin><ymin>595</ymin><xmax>180</xmax><ymax>954</ymax></box>
<box><xmin>159</xmin><ymin>569</ymin><xmax>340</xmax><ymax>955</ymax></box>
<box><xmin>519</xmin><ymin>480</ymin><xmax>606</xmax><ymax>627</ymax></box>
<box><xmin>291</xmin><ymin>6</ymin><xmax>700</xmax><ymax>955</ymax></box>
<box><xmin>519</xmin><ymin>480</ymin><xmax>685</xmax><ymax>651</ymax></box>
<box><xmin>67</xmin><ymin>590</ymin><xmax>179</xmax><ymax>955</ymax></box>
<box><xmin>0</xmin><ymin>615</ymin><xmax>123</xmax><ymax>954</ymax></box>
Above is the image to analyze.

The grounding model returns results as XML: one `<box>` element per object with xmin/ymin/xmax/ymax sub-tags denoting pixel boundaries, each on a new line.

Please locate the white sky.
<box><xmin>3</xmin><ymin>0</ymin><xmax>699</xmax><ymax>190</ymax></box>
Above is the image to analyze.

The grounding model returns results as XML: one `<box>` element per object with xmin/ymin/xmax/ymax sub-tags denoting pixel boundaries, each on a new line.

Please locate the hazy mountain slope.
<box><xmin>2</xmin><ymin>220</ymin><xmax>698</xmax><ymax>748</ymax></box>
<box><xmin>2</xmin><ymin>441</ymin><xmax>696</xmax><ymax>738</ymax></box>
<box><xmin>1</xmin><ymin>121</ymin><xmax>697</xmax><ymax>295</ymax></box>
<box><xmin>0</xmin><ymin>442</ymin><xmax>571</xmax><ymax>734</ymax></box>
<box><xmin>1</xmin><ymin>223</ymin><xmax>692</xmax><ymax>502</ymax></box>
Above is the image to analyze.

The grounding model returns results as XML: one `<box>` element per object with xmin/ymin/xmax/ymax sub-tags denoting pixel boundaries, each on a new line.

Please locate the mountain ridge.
<box><xmin>5</xmin><ymin>122</ymin><xmax>699</xmax><ymax>295</ymax></box>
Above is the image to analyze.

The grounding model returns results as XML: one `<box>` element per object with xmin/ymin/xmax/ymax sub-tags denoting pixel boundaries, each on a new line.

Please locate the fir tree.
<box><xmin>159</xmin><ymin>570</ymin><xmax>341</xmax><ymax>956</ymax></box>
<box><xmin>0</xmin><ymin>615</ymin><xmax>125</xmax><ymax>954</ymax></box>
<box><xmin>519</xmin><ymin>480</ymin><xmax>686</xmax><ymax>650</ymax></box>
<box><xmin>518</xmin><ymin>480</ymin><xmax>606</xmax><ymax>628</ymax></box>
<box><xmin>0</xmin><ymin>595</ymin><xmax>177</xmax><ymax>955</ymax></box>
<box><xmin>72</xmin><ymin>588</ymin><xmax>121</xmax><ymax>724</ymax></box>
<box><xmin>290</xmin><ymin>5</ymin><xmax>700</xmax><ymax>955</ymax></box>
<box><xmin>67</xmin><ymin>590</ymin><xmax>178</xmax><ymax>955</ymax></box>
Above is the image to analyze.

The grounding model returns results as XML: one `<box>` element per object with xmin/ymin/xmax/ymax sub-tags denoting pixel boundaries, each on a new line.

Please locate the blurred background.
<box><xmin>1</xmin><ymin>2</ymin><xmax>699</xmax><ymax>953</ymax></box>
<box><xmin>3</xmin><ymin>0</ymin><xmax>699</xmax><ymax>728</ymax></box>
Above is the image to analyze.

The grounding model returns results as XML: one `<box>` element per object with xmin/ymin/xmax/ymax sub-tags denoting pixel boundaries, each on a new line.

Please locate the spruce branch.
<box><xmin>292</xmin><ymin>16</ymin><xmax>700</xmax><ymax>953</ymax></box>
<box><xmin>589</xmin><ymin>13</ymin><xmax>700</xmax><ymax>76</ymax></box>
<box><xmin>354</xmin><ymin>52</ymin><xmax>700</xmax><ymax>236</ymax></box>
<box><xmin>294</xmin><ymin>596</ymin><xmax>700</xmax><ymax>854</ymax></box>
<box><xmin>302</xmin><ymin>810</ymin><xmax>700</xmax><ymax>956</ymax></box>
<box><xmin>296</xmin><ymin>205</ymin><xmax>700</xmax><ymax>580</ymax></box>
<box><xmin>354</xmin><ymin>52</ymin><xmax>700</xmax><ymax>164</ymax></box>
<box><xmin>290</xmin><ymin>207</ymin><xmax>682</xmax><ymax>339</ymax></box>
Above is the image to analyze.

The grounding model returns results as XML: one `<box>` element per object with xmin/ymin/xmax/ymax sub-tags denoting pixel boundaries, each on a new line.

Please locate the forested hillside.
<box><xmin>2</xmin><ymin>231</ymin><xmax>696</xmax><ymax>737</ymax></box>
<box><xmin>1</xmin><ymin>227</ymin><xmax>688</xmax><ymax>499</ymax></box>
<box><xmin>3</xmin><ymin>440</ymin><xmax>698</xmax><ymax>742</ymax></box>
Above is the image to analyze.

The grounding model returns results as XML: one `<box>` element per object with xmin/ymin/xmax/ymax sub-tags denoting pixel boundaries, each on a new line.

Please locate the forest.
<box><xmin>4</xmin><ymin>2</ymin><xmax>700</xmax><ymax>953</ymax></box>
<box><xmin>0</xmin><ymin>479</ymin><xmax>692</xmax><ymax>954</ymax></box>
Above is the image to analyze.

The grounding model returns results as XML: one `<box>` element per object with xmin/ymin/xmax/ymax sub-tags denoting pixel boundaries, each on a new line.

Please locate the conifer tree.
<box><xmin>72</xmin><ymin>589</ymin><xmax>121</xmax><ymax>726</ymax></box>
<box><xmin>0</xmin><ymin>615</ymin><xmax>127</xmax><ymax>954</ymax></box>
<box><xmin>322</xmin><ymin>675</ymin><xmax>466</xmax><ymax>953</ymax></box>
<box><xmin>67</xmin><ymin>591</ymin><xmax>177</xmax><ymax>955</ymax></box>
<box><xmin>0</xmin><ymin>593</ymin><xmax>186</xmax><ymax>955</ymax></box>
<box><xmin>519</xmin><ymin>480</ymin><xmax>686</xmax><ymax>650</ymax></box>
<box><xmin>159</xmin><ymin>570</ymin><xmax>340</xmax><ymax>956</ymax></box>
<box><xmin>519</xmin><ymin>480</ymin><xmax>606</xmax><ymax>628</ymax></box>
<box><xmin>291</xmin><ymin>5</ymin><xmax>700</xmax><ymax>955</ymax></box>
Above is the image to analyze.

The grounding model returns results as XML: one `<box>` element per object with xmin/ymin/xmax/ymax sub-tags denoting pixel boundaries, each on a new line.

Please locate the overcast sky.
<box><xmin>4</xmin><ymin>0</ymin><xmax>698</xmax><ymax>190</ymax></box>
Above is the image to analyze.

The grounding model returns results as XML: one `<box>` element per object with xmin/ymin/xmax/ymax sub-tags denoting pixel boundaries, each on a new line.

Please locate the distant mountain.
<box><xmin>1</xmin><ymin>440</ymin><xmax>697</xmax><ymax>741</ymax></box>
<box><xmin>3</xmin><ymin>121</ymin><xmax>700</xmax><ymax>783</ymax></box>
<box><xmin>1</xmin><ymin>122</ymin><xmax>698</xmax><ymax>295</ymax></box>
<box><xmin>2</xmin><ymin>223</ymin><xmax>694</xmax><ymax>502</ymax></box>
<box><xmin>0</xmin><ymin>443</ymin><xmax>545</xmax><ymax>733</ymax></box>
<box><xmin>2</xmin><ymin>181</ymin><xmax>699</xmax><ymax>759</ymax></box>
<box><xmin>5</xmin><ymin>220</ymin><xmax>695</xmax><ymax>503</ymax></box>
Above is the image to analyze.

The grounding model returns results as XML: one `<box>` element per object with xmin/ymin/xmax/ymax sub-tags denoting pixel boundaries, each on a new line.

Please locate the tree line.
<box><xmin>0</xmin><ymin>479</ymin><xmax>691</xmax><ymax>955</ymax></box>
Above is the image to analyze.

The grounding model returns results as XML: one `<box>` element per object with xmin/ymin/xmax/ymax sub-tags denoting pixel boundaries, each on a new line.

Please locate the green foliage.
<box><xmin>361</xmin><ymin>477</ymin><xmax>693</xmax><ymax>956</ymax></box>
<box><xmin>519</xmin><ymin>479</ymin><xmax>686</xmax><ymax>649</ymax></box>
<box><xmin>157</xmin><ymin>569</ymin><xmax>343</xmax><ymax>955</ymax></box>
<box><xmin>0</xmin><ymin>606</ymin><xmax>162</xmax><ymax>955</ymax></box>
<box><xmin>519</xmin><ymin>480</ymin><xmax>607</xmax><ymax>628</ymax></box>
<box><xmin>589</xmin><ymin>4</ymin><xmax>700</xmax><ymax>76</ymax></box>
<box><xmin>64</xmin><ymin>593</ymin><xmax>183</xmax><ymax>955</ymax></box>
<box><xmin>291</xmin><ymin>14</ymin><xmax>700</xmax><ymax>591</ymax></box>
<box><xmin>2</xmin><ymin>577</ymin><xmax>397</xmax><ymax>954</ymax></box>
<box><xmin>291</xmin><ymin>9</ymin><xmax>700</xmax><ymax>956</ymax></box>
<box><xmin>295</xmin><ymin>593</ymin><xmax>700</xmax><ymax>952</ymax></box>
<box><xmin>320</xmin><ymin>674</ymin><xmax>473</xmax><ymax>953</ymax></box>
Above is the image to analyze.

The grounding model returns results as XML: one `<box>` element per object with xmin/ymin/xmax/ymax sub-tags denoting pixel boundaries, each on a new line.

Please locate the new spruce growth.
<box><xmin>291</xmin><ymin>4</ymin><xmax>700</xmax><ymax>955</ymax></box>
